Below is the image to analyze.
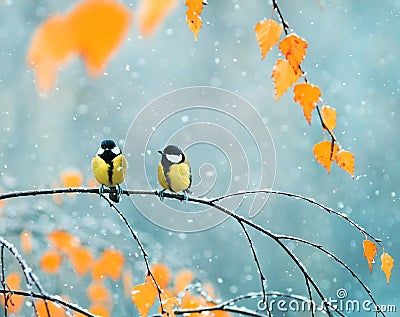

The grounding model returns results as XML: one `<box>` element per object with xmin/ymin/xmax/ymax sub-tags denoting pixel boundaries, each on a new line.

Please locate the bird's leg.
<box><xmin>183</xmin><ymin>190</ymin><xmax>189</xmax><ymax>203</ymax></box>
<box><xmin>158</xmin><ymin>189</ymin><xmax>166</xmax><ymax>201</ymax></box>
<box><xmin>99</xmin><ymin>185</ymin><xmax>105</xmax><ymax>195</ymax></box>
<box><xmin>117</xmin><ymin>185</ymin><xmax>123</xmax><ymax>200</ymax></box>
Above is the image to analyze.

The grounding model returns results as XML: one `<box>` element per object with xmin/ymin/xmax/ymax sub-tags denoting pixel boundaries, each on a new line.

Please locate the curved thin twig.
<box><xmin>98</xmin><ymin>193</ymin><xmax>165</xmax><ymax>314</ymax></box>
<box><xmin>208</xmin><ymin>189</ymin><xmax>383</xmax><ymax>248</ymax></box>
<box><xmin>0</xmin><ymin>289</ymin><xmax>98</xmax><ymax>317</ymax></box>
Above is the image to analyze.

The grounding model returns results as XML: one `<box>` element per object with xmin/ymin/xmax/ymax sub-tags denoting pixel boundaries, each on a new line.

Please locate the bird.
<box><xmin>158</xmin><ymin>145</ymin><xmax>192</xmax><ymax>200</ymax></box>
<box><xmin>91</xmin><ymin>139</ymin><xmax>128</xmax><ymax>203</ymax></box>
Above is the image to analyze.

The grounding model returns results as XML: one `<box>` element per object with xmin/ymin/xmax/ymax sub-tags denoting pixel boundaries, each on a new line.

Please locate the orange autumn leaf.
<box><xmin>174</xmin><ymin>269</ymin><xmax>194</xmax><ymax>294</ymax></box>
<box><xmin>41</xmin><ymin>250</ymin><xmax>63</xmax><ymax>274</ymax></box>
<box><xmin>279</xmin><ymin>33</ymin><xmax>308</xmax><ymax>72</ymax></box>
<box><xmin>27</xmin><ymin>0</ymin><xmax>131</xmax><ymax>95</ymax></box>
<box><xmin>102</xmin><ymin>249</ymin><xmax>125</xmax><ymax>280</ymax></box>
<box><xmin>36</xmin><ymin>300</ymin><xmax>66</xmax><ymax>317</ymax></box>
<box><xmin>68</xmin><ymin>246</ymin><xmax>94</xmax><ymax>276</ymax></box>
<box><xmin>123</xmin><ymin>270</ymin><xmax>133</xmax><ymax>298</ymax></box>
<box><xmin>181</xmin><ymin>293</ymin><xmax>206</xmax><ymax>316</ymax></box>
<box><xmin>151</xmin><ymin>263</ymin><xmax>171</xmax><ymax>290</ymax></box>
<box><xmin>20</xmin><ymin>230</ymin><xmax>32</xmax><ymax>253</ymax></box>
<box><xmin>362</xmin><ymin>240</ymin><xmax>377</xmax><ymax>274</ymax></box>
<box><xmin>92</xmin><ymin>249</ymin><xmax>125</xmax><ymax>281</ymax></box>
<box><xmin>87</xmin><ymin>178</ymin><xmax>99</xmax><ymax>189</ymax></box>
<box><xmin>293</xmin><ymin>83</ymin><xmax>321</xmax><ymax>125</ymax></box>
<box><xmin>320</xmin><ymin>105</ymin><xmax>337</xmax><ymax>131</ymax></box>
<box><xmin>48</xmin><ymin>230</ymin><xmax>80</xmax><ymax>255</ymax></box>
<box><xmin>335</xmin><ymin>150</ymin><xmax>355</xmax><ymax>177</ymax></box>
<box><xmin>381</xmin><ymin>253</ymin><xmax>394</xmax><ymax>284</ymax></box>
<box><xmin>52</xmin><ymin>183</ymin><xmax>63</xmax><ymax>205</ymax></box>
<box><xmin>313</xmin><ymin>140</ymin><xmax>338</xmax><ymax>173</ymax></box>
<box><xmin>0</xmin><ymin>273</ymin><xmax>24</xmax><ymax>314</ymax></box>
<box><xmin>254</xmin><ymin>19</ymin><xmax>283</xmax><ymax>59</ymax></box>
<box><xmin>27</xmin><ymin>14</ymin><xmax>75</xmax><ymax>95</ymax></box>
<box><xmin>185</xmin><ymin>0</ymin><xmax>203</xmax><ymax>41</ymax></box>
<box><xmin>131</xmin><ymin>281</ymin><xmax>158</xmax><ymax>317</ymax></box>
<box><xmin>0</xmin><ymin>189</ymin><xmax>5</xmax><ymax>212</ymax></box>
<box><xmin>91</xmin><ymin>259</ymin><xmax>106</xmax><ymax>281</ymax></box>
<box><xmin>138</xmin><ymin>0</ymin><xmax>178</xmax><ymax>36</ymax></box>
<box><xmin>89</xmin><ymin>304</ymin><xmax>111</xmax><ymax>317</ymax></box>
<box><xmin>272</xmin><ymin>59</ymin><xmax>301</xmax><ymax>101</ymax></box>
<box><xmin>160</xmin><ymin>293</ymin><xmax>179</xmax><ymax>317</ymax></box>
<box><xmin>68</xmin><ymin>0</ymin><xmax>131</xmax><ymax>76</ymax></box>
<box><xmin>88</xmin><ymin>282</ymin><xmax>112</xmax><ymax>303</ymax></box>
<box><xmin>60</xmin><ymin>168</ymin><xmax>84</xmax><ymax>188</ymax></box>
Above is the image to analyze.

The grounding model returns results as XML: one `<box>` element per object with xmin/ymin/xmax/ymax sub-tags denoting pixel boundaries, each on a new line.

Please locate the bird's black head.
<box><xmin>159</xmin><ymin>145</ymin><xmax>185</xmax><ymax>164</ymax></box>
<box><xmin>161</xmin><ymin>145</ymin><xmax>183</xmax><ymax>155</ymax></box>
<box><xmin>97</xmin><ymin>139</ymin><xmax>121</xmax><ymax>162</ymax></box>
<box><xmin>101</xmin><ymin>139</ymin><xmax>117</xmax><ymax>150</ymax></box>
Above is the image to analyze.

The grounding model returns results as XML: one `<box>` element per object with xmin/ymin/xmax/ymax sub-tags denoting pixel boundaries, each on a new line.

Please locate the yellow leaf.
<box><xmin>313</xmin><ymin>140</ymin><xmax>338</xmax><ymax>173</ymax></box>
<box><xmin>362</xmin><ymin>240</ymin><xmax>377</xmax><ymax>274</ymax></box>
<box><xmin>381</xmin><ymin>253</ymin><xmax>394</xmax><ymax>284</ymax></box>
<box><xmin>293</xmin><ymin>83</ymin><xmax>321</xmax><ymax>124</ymax></box>
<box><xmin>335</xmin><ymin>150</ymin><xmax>355</xmax><ymax>177</ymax></box>
<box><xmin>279</xmin><ymin>33</ymin><xmax>308</xmax><ymax>73</ymax></box>
<box><xmin>138</xmin><ymin>0</ymin><xmax>178</xmax><ymax>36</ymax></box>
<box><xmin>185</xmin><ymin>0</ymin><xmax>203</xmax><ymax>41</ymax></box>
<box><xmin>320</xmin><ymin>105</ymin><xmax>337</xmax><ymax>131</ymax></box>
<box><xmin>131</xmin><ymin>281</ymin><xmax>158</xmax><ymax>317</ymax></box>
<box><xmin>254</xmin><ymin>19</ymin><xmax>283</xmax><ymax>59</ymax></box>
<box><xmin>272</xmin><ymin>59</ymin><xmax>301</xmax><ymax>101</ymax></box>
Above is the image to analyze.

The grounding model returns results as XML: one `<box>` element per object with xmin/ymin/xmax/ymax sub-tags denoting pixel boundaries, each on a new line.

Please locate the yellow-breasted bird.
<box><xmin>158</xmin><ymin>145</ymin><xmax>192</xmax><ymax>200</ymax></box>
<box><xmin>91</xmin><ymin>139</ymin><xmax>128</xmax><ymax>202</ymax></box>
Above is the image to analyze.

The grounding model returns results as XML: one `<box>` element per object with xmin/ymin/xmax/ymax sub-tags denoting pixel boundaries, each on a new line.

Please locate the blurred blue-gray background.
<box><xmin>0</xmin><ymin>0</ymin><xmax>398</xmax><ymax>316</ymax></box>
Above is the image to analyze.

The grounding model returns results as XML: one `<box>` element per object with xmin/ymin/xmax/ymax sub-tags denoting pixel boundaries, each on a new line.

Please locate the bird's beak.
<box><xmin>158</xmin><ymin>150</ymin><xmax>163</xmax><ymax>155</ymax></box>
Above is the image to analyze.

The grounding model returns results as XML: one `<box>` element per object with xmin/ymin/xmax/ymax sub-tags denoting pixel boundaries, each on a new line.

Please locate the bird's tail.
<box><xmin>109</xmin><ymin>187</ymin><xmax>120</xmax><ymax>203</ymax></box>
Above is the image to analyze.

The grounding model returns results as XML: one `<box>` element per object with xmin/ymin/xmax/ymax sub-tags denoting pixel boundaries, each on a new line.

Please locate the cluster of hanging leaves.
<box><xmin>27</xmin><ymin>0</ymin><xmax>354</xmax><ymax>176</ymax></box>
<box><xmin>131</xmin><ymin>263</ymin><xmax>230</xmax><ymax>317</ymax></box>
<box><xmin>363</xmin><ymin>239</ymin><xmax>394</xmax><ymax>284</ymax></box>
<box><xmin>254</xmin><ymin>18</ymin><xmax>355</xmax><ymax>176</ymax></box>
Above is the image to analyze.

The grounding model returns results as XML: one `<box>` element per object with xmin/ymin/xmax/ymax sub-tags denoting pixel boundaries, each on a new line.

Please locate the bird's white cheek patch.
<box><xmin>166</xmin><ymin>154</ymin><xmax>182</xmax><ymax>163</ymax></box>
<box><xmin>97</xmin><ymin>148</ymin><xmax>104</xmax><ymax>155</ymax></box>
<box><xmin>111</xmin><ymin>146</ymin><xmax>121</xmax><ymax>155</ymax></box>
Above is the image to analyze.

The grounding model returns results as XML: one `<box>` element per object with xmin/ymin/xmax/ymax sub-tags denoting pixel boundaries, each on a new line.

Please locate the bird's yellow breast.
<box><xmin>92</xmin><ymin>154</ymin><xmax>128</xmax><ymax>187</ymax></box>
<box><xmin>158</xmin><ymin>161</ymin><xmax>191</xmax><ymax>193</ymax></box>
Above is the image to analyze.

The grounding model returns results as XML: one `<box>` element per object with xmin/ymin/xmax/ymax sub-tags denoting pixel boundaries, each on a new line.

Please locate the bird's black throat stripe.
<box><xmin>107</xmin><ymin>161</ymin><xmax>114</xmax><ymax>185</ymax></box>
<box><xmin>99</xmin><ymin>151</ymin><xmax>118</xmax><ymax>185</ymax></box>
